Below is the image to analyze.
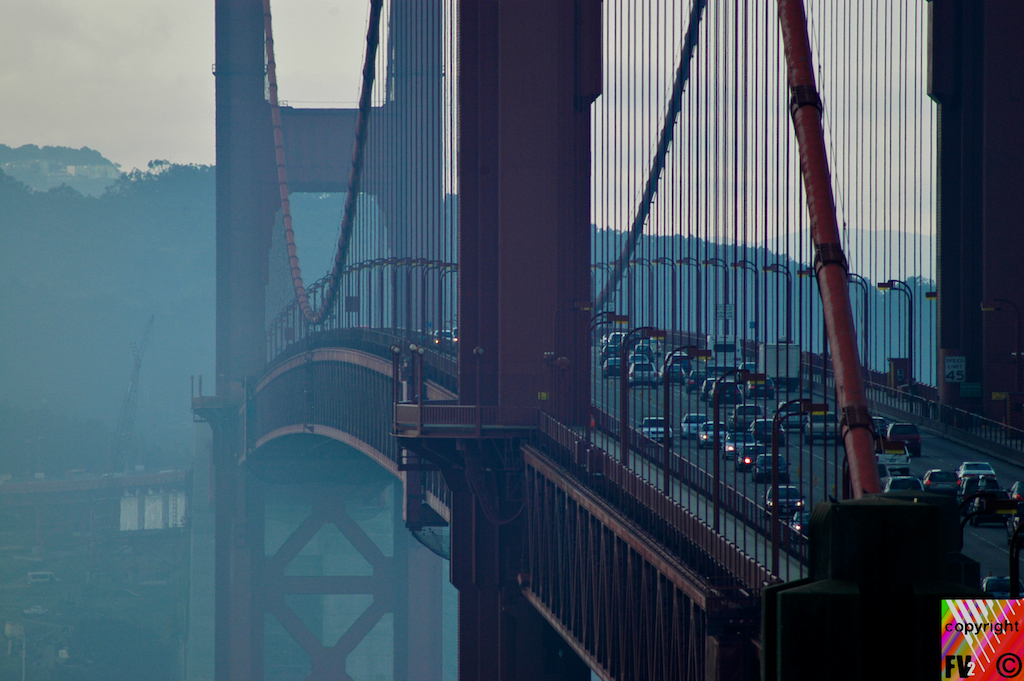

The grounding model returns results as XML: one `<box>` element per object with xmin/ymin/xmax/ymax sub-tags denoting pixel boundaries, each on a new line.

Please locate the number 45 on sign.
<box><xmin>945</xmin><ymin>356</ymin><xmax>966</xmax><ymax>383</ymax></box>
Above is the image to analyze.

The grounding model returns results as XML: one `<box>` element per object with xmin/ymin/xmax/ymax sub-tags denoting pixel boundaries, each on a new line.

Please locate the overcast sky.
<box><xmin>0</xmin><ymin>0</ymin><xmax>367</xmax><ymax>171</ymax></box>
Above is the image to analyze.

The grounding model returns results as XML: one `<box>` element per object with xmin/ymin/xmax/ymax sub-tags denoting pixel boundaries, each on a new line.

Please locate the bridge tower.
<box><xmin>931</xmin><ymin>0</ymin><xmax>1024</xmax><ymax>421</ymax></box>
<box><xmin>204</xmin><ymin>0</ymin><xmax>445</xmax><ymax>678</ymax></box>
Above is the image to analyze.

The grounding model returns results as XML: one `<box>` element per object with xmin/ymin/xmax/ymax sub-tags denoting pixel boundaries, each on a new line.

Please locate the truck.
<box><xmin>875</xmin><ymin>439</ymin><xmax>911</xmax><ymax>476</ymax></box>
<box><xmin>707</xmin><ymin>337</ymin><xmax>737</xmax><ymax>376</ymax></box>
<box><xmin>758</xmin><ymin>343</ymin><xmax>801</xmax><ymax>391</ymax></box>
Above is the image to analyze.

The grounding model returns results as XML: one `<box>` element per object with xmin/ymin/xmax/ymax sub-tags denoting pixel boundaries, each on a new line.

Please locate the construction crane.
<box><xmin>110</xmin><ymin>315</ymin><xmax>154</xmax><ymax>473</ymax></box>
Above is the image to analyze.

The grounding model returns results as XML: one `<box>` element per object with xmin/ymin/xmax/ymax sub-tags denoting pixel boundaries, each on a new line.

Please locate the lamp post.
<box><xmin>679</xmin><ymin>257</ymin><xmax>703</xmax><ymax>345</ymax></box>
<box><xmin>763</xmin><ymin>263</ymin><xmax>794</xmax><ymax>343</ymax></box>
<box><xmin>878</xmin><ymin>279</ymin><xmax>915</xmax><ymax>386</ymax></box>
<box><xmin>438</xmin><ymin>263</ymin><xmax>457</xmax><ymax>338</ymax></box>
<box><xmin>652</xmin><ymin>257</ymin><xmax>679</xmax><ymax>335</ymax></box>
<box><xmin>702</xmin><ymin>258</ymin><xmax>729</xmax><ymax>337</ymax></box>
<box><xmin>981</xmin><ymin>298</ymin><xmax>1023</xmax><ymax>394</ymax></box>
<box><xmin>590</xmin><ymin>312</ymin><xmax>629</xmax><ymax>439</ymax></box>
<box><xmin>661</xmin><ymin>346</ymin><xmax>712</xmax><ymax>495</ymax></box>
<box><xmin>710</xmin><ymin>368</ymin><xmax>756</xmax><ymax>532</ymax></box>
<box><xmin>847</xmin><ymin>272</ymin><xmax>871</xmax><ymax>383</ymax></box>
<box><xmin>731</xmin><ymin>259</ymin><xmax>760</xmax><ymax>345</ymax></box>
<box><xmin>771</xmin><ymin>398</ymin><xmax>827</xmax><ymax>575</ymax></box>
<box><xmin>619</xmin><ymin>326</ymin><xmax>665</xmax><ymax>465</ymax></box>
<box><xmin>630</xmin><ymin>258</ymin><xmax>656</xmax><ymax>327</ymax></box>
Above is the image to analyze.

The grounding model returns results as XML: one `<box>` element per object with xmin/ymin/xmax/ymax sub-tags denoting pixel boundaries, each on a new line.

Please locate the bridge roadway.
<box><xmin>592</xmin><ymin>352</ymin><xmax>1022</xmax><ymax>581</ymax></box>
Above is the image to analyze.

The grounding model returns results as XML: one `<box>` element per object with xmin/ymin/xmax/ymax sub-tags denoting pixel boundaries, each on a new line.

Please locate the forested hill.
<box><xmin>0</xmin><ymin>162</ymin><xmax>216</xmax><ymax>475</ymax></box>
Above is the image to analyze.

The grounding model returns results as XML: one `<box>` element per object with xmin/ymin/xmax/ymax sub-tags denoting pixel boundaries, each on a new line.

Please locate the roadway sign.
<box><xmin>944</xmin><ymin>356</ymin><xmax>966</xmax><ymax>383</ymax></box>
<box><xmin>960</xmin><ymin>382</ymin><xmax>981</xmax><ymax>398</ymax></box>
<box><xmin>716</xmin><ymin>304</ymin><xmax>735</xmax><ymax>320</ymax></box>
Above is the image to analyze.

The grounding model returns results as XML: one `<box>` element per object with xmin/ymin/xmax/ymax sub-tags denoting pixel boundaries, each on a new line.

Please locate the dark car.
<box><xmin>969</xmin><ymin>490</ymin><xmax>1012</xmax><ymax>527</ymax></box>
<box><xmin>958</xmin><ymin>476</ymin><xmax>1002</xmax><ymax>515</ymax></box>
<box><xmin>749</xmin><ymin>418</ymin><xmax>786</xmax><ymax>446</ymax></box>
<box><xmin>753</xmin><ymin>454</ymin><xmax>790</xmax><ymax>484</ymax></box>
<box><xmin>723</xmin><ymin>432</ymin><xmax>765</xmax><ymax>467</ymax></box>
<box><xmin>602</xmin><ymin>355</ymin><xmax>622</xmax><ymax>378</ymax></box>
<box><xmin>744</xmin><ymin>377</ymin><xmax>776</xmax><ymax>400</ymax></box>
<box><xmin>661</xmin><ymin>358</ymin><xmax>692</xmax><ymax>383</ymax></box>
<box><xmin>686</xmin><ymin>369</ymin><xmax>706</xmax><ymax>394</ymax></box>
<box><xmin>713</xmin><ymin>382</ymin><xmax>744</xmax><ymax>405</ymax></box>
<box><xmin>982</xmin><ymin>576</ymin><xmax>1024</xmax><ymax>598</ymax></box>
<box><xmin>728</xmin><ymin>404</ymin><xmax>765</xmax><ymax>432</ymax></box>
<box><xmin>922</xmin><ymin>469</ymin><xmax>958</xmax><ymax>495</ymax></box>
<box><xmin>765</xmin><ymin>485</ymin><xmax>805</xmax><ymax>518</ymax></box>
<box><xmin>885</xmin><ymin>423</ymin><xmax>922</xmax><ymax>457</ymax></box>
<box><xmin>788</xmin><ymin>509</ymin><xmax>812</xmax><ymax>543</ymax></box>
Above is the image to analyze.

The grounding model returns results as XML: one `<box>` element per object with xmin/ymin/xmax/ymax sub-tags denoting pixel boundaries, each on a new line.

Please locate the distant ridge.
<box><xmin>0</xmin><ymin>143</ymin><xmax>122</xmax><ymax>197</ymax></box>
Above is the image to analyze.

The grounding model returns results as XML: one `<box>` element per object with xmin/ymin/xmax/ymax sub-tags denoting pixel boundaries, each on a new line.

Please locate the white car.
<box><xmin>956</xmin><ymin>461</ymin><xmax>997</xmax><ymax>481</ymax></box>
<box><xmin>680</xmin><ymin>413</ymin><xmax>708</xmax><ymax>439</ymax></box>
<box><xmin>697</xmin><ymin>421</ymin><xmax>728</xmax><ymax>449</ymax></box>
<box><xmin>23</xmin><ymin>605</ymin><xmax>48</xmax><ymax>616</ymax></box>
<box><xmin>639</xmin><ymin>416</ymin><xmax>672</xmax><ymax>445</ymax></box>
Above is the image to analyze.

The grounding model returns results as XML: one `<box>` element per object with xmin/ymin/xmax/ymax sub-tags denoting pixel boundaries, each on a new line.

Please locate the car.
<box><xmin>602</xmin><ymin>355</ymin><xmax>622</xmax><ymax>378</ymax></box>
<box><xmin>779</xmin><ymin>412</ymin><xmax>805</xmax><ymax>432</ymax></box>
<box><xmin>713</xmin><ymin>382</ymin><xmax>744</xmax><ymax>406</ymax></box>
<box><xmin>22</xmin><ymin>605</ymin><xmax>48</xmax><ymax>616</ymax></box>
<box><xmin>871</xmin><ymin>415</ymin><xmax>888</xmax><ymax>437</ymax></box>
<box><xmin>748</xmin><ymin>418</ymin><xmax>786</xmax><ymax>446</ymax></box>
<box><xmin>957</xmin><ymin>461</ymin><xmax>997</xmax><ymax>481</ymax></box>
<box><xmin>628</xmin><ymin>361</ymin><xmax>659</xmax><ymax>387</ymax></box>
<box><xmin>699</xmin><ymin>378</ymin><xmax>717</xmax><ymax>402</ymax></box>
<box><xmin>661</xmin><ymin>358</ymin><xmax>692</xmax><ymax>384</ymax></box>
<box><xmin>882</xmin><ymin>475</ymin><xmax>924</xmax><ymax>493</ymax></box>
<box><xmin>728</xmin><ymin>404</ymin><xmax>765</xmax><ymax>432</ymax></box>
<box><xmin>885</xmin><ymin>423</ymin><xmax>922</xmax><ymax>457</ymax></box>
<box><xmin>753</xmin><ymin>454</ymin><xmax>790</xmax><ymax>483</ymax></box>
<box><xmin>764</xmin><ymin>485</ymin><xmax>805</xmax><ymax>518</ymax></box>
<box><xmin>680</xmin><ymin>413</ymin><xmax>708</xmax><ymax>439</ymax></box>
<box><xmin>981</xmin><ymin>576</ymin><xmax>1024</xmax><ymax>598</ymax></box>
<box><xmin>969</xmin><ymin>489</ymin><xmax>1012</xmax><ymax>526</ymax></box>
<box><xmin>697</xmin><ymin>421</ymin><xmax>728</xmax><ymax>449</ymax></box>
<box><xmin>639</xmin><ymin>416</ymin><xmax>672</xmax><ymax>445</ymax></box>
<box><xmin>788</xmin><ymin>509</ymin><xmax>812</xmax><ymax>542</ymax></box>
<box><xmin>958</xmin><ymin>476</ymin><xmax>1002</xmax><ymax>514</ymax></box>
<box><xmin>1010</xmin><ymin>481</ymin><xmax>1024</xmax><ymax>501</ymax></box>
<box><xmin>804</xmin><ymin>411</ymin><xmax>840</xmax><ymax>441</ymax></box>
<box><xmin>723</xmin><ymin>432</ymin><xmax>765</xmax><ymax>465</ymax></box>
<box><xmin>744</xmin><ymin>377</ymin><xmax>776</xmax><ymax>400</ymax></box>
<box><xmin>922</xmin><ymin>469</ymin><xmax>958</xmax><ymax>495</ymax></box>
<box><xmin>685</xmin><ymin>369</ymin><xmax>706</xmax><ymax>394</ymax></box>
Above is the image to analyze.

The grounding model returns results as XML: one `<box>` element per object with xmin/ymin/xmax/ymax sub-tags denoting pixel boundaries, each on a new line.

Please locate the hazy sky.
<box><xmin>0</xmin><ymin>0</ymin><xmax>367</xmax><ymax>172</ymax></box>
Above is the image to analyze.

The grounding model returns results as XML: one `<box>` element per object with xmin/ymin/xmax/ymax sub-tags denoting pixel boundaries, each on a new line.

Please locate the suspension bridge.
<box><xmin>195</xmin><ymin>0</ymin><xmax>1024</xmax><ymax>679</ymax></box>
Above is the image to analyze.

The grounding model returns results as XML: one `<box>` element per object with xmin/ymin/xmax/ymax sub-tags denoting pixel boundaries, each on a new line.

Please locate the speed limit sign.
<box><xmin>944</xmin><ymin>356</ymin><xmax>966</xmax><ymax>383</ymax></box>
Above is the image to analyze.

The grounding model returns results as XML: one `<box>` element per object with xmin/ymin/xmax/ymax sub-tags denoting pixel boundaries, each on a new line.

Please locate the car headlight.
<box><xmin>795</xmin><ymin>500</ymin><xmax>804</xmax><ymax>507</ymax></box>
<box><xmin>726</xmin><ymin>445</ymin><xmax>735</xmax><ymax>452</ymax></box>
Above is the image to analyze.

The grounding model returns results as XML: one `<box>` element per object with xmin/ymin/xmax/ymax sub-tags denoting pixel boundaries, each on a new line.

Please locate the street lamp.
<box><xmin>763</xmin><ymin>263</ymin><xmax>794</xmax><ymax>343</ymax></box>
<box><xmin>877</xmin><ymin>279</ymin><xmax>915</xmax><ymax>386</ymax></box>
<box><xmin>847</xmin><ymin>272</ymin><xmax>871</xmax><ymax>383</ymax></box>
<box><xmin>702</xmin><ymin>258</ymin><xmax>729</xmax><ymax>336</ymax></box>
<box><xmin>629</xmin><ymin>258</ymin><xmax>656</xmax><ymax>327</ymax></box>
<box><xmin>437</xmin><ymin>263</ymin><xmax>457</xmax><ymax>339</ymax></box>
<box><xmin>619</xmin><ymin>326</ymin><xmax>665</xmax><ymax>465</ymax></box>
<box><xmin>652</xmin><ymin>257</ymin><xmax>679</xmax><ymax>334</ymax></box>
<box><xmin>731</xmin><ymin>259</ymin><xmax>760</xmax><ymax>343</ymax></box>
<box><xmin>770</xmin><ymin>398</ymin><xmax>827</xmax><ymax>575</ymax></box>
<box><xmin>981</xmin><ymin>298</ymin><xmax>1023</xmax><ymax>393</ymax></box>
<box><xmin>660</xmin><ymin>346</ymin><xmax>712</xmax><ymax>495</ymax></box>
<box><xmin>709</xmin><ymin>367</ymin><xmax>761</xmax><ymax>532</ymax></box>
<box><xmin>678</xmin><ymin>257</ymin><xmax>703</xmax><ymax>345</ymax></box>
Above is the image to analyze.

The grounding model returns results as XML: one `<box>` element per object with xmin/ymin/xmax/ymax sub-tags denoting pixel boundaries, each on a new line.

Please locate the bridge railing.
<box><xmin>535</xmin><ymin>412</ymin><xmax>777</xmax><ymax>594</ymax></box>
<box><xmin>800</xmin><ymin>354</ymin><xmax>1024</xmax><ymax>455</ymax></box>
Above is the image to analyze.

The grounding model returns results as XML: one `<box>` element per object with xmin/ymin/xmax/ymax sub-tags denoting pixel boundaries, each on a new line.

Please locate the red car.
<box><xmin>885</xmin><ymin>423</ymin><xmax>922</xmax><ymax>457</ymax></box>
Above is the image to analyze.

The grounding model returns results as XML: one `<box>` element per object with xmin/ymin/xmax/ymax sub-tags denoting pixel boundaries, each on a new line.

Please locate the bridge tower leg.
<box><xmin>449</xmin><ymin>0</ymin><xmax>602</xmax><ymax>678</ymax></box>
<box><xmin>931</xmin><ymin>0</ymin><xmax>1024</xmax><ymax>419</ymax></box>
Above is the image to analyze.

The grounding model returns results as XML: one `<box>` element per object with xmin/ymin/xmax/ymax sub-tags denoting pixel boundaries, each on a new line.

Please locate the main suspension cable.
<box><xmin>263</xmin><ymin>0</ymin><xmax>385</xmax><ymax>325</ymax></box>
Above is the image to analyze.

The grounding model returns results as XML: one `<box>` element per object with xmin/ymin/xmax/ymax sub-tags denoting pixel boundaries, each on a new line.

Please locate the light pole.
<box><xmin>661</xmin><ymin>346</ymin><xmax>711</xmax><ymax>495</ymax></box>
<box><xmin>770</xmin><ymin>398</ymin><xmax>826</xmax><ymax>575</ymax></box>
<box><xmin>679</xmin><ymin>257</ymin><xmax>703</xmax><ymax>345</ymax></box>
<box><xmin>763</xmin><ymin>263</ymin><xmax>794</xmax><ymax>343</ymax></box>
<box><xmin>710</xmin><ymin>368</ymin><xmax>758</xmax><ymax>532</ymax></box>
<box><xmin>652</xmin><ymin>257</ymin><xmax>679</xmax><ymax>335</ymax></box>
<box><xmin>878</xmin><ymin>279</ymin><xmax>915</xmax><ymax>386</ymax></box>
<box><xmin>590</xmin><ymin>312</ymin><xmax>629</xmax><ymax>439</ymax></box>
<box><xmin>981</xmin><ymin>298</ymin><xmax>1023</xmax><ymax>393</ymax></box>
<box><xmin>630</xmin><ymin>258</ymin><xmax>656</xmax><ymax>327</ymax></box>
<box><xmin>619</xmin><ymin>326</ymin><xmax>665</xmax><ymax>465</ymax></box>
<box><xmin>731</xmin><ymin>259</ymin><xmax>760</xmax><ymax>344</ymax></box>
<box><xmin>702</xmin><ymin>258</ymin><xmax>729</xmax><ymax>337</ymax></box>
<box><xmin>847</xmin><ymin>272</ymin><xmax>871</xmax><ymax>383</ymax></box>
<box><xmin>438</xmin><ymin>263</ymin><xmax>457</xmax><ymax>338</ymax></box>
